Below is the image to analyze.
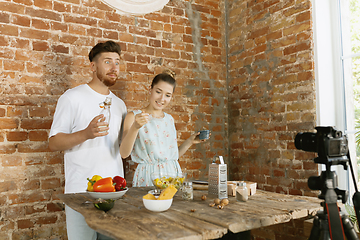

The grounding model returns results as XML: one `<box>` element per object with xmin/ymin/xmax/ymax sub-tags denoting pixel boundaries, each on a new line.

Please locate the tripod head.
<box><xmin>308</xmin><ymin>167</ymin><xmax>348</xmax><ymax>203</ymax></box>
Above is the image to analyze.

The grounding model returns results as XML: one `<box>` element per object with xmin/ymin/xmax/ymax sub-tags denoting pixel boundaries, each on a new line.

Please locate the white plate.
<box><xmin>87</xmin><ymin>188</ymin><xmax>129</xmax><ymax>200</ymax></box>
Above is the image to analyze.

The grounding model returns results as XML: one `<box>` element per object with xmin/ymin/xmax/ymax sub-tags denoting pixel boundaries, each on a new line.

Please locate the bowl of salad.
<box><xmin>150</xmin><ymin>171</ymin><xmax>186</xmax><ymax>190</ymax></box>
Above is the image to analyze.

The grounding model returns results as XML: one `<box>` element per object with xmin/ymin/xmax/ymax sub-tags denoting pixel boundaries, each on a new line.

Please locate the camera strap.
<box><xmin>325</xmin><ymin>186</ymin><xmax>345</xmax><ymax>240</ymax></box>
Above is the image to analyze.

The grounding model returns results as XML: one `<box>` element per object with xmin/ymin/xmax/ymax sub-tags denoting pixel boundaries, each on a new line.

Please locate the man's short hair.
<box><xmin>88</xmin><ymin>41</ymin><xmax>121</xmax><ymax>62</ymax></box>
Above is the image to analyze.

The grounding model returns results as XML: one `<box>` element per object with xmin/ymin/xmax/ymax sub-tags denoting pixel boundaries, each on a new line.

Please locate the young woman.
<box><xmin>120</xmin><ymin>71</ymin><xmax>209</xmax><ymax>187</ymax></box>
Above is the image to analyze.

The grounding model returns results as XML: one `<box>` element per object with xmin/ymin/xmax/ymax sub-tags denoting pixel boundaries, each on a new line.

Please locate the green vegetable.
<box><xmin>94</xmin><ymin>199</ymin><xmax>115</xmax><ymax>212</ymax></box>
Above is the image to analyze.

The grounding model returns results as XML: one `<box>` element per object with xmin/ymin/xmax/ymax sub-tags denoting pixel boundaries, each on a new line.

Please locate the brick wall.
<box><xmin>0</xmin><ymin>0</ymin><xmax>227</xmax><ymax>238</ymax></box>
<box><xmin>227</xmin><ymin>0</ymin><xmax>318</xmax><ymax>198</ymax></box>
<box><xmin>0</xmin><ymin>0</ymin><xmax>321</xmax><ymax>238</ymax></box>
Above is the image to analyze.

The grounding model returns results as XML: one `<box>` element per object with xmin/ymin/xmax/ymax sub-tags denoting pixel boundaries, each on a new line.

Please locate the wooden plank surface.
<box><xmin>59</xmin><ymin>188</ymin><xmax>322</xmax><ymax>240</ymax></box>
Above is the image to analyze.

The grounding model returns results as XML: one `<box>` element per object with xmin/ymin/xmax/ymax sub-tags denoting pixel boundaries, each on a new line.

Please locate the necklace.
<box><xmin>150</xmin><ymin>113</ymin><xmax>164</xmax><ymax>119</ymax></box>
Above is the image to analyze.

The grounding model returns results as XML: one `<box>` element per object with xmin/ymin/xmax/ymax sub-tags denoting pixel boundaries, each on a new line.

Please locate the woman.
<box><xmin>120</xmin><ymin>70</ymin><xmax>209</xmax><ymax>187</ymax></box>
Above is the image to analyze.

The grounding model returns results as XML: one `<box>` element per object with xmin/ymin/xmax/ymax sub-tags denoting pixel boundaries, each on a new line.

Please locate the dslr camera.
<box><xmin>295</xmin><ymin>127</ymin><xmax>360</xmax><ymax>239</ymax></box>
<box><xmin>295</xmin><ymin>126</ymin><xmax>348</xmax><ymax>165</ymax></box>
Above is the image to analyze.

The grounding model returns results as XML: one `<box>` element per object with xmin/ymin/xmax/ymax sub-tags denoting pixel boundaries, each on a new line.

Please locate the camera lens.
<box><xmin>294</xmin><ymin>132</ymin><xmax>317</xmax><ymax>152</ymax></box>
<box><xmin>308</xmin><ymin>176</ymin><xmax>322</xmax><ymax>190</ymax></box>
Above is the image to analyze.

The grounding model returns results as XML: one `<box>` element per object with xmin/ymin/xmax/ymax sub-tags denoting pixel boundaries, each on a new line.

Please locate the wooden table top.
<box><xmin>58</xmin><ymin>187</ymin><xmax>322</xmax><ymax>240</ymax></box>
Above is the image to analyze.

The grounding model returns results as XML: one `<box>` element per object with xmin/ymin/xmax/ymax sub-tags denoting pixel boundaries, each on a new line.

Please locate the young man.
<box><xmin>49</xmin><ymin>41</ymin><xmax>127</xmax><ymax>240</ymax></box>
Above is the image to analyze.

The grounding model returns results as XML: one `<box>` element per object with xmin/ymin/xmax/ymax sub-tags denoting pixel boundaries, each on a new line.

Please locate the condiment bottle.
<box><xmin>236</xmin><ymin>182</ymin><xmax>248</xmax><ymax>202</ymax></box>
<box><xmin>99</xmin><ymin>97</ymin><xmax>112</xmax><ymax>133</ymax></box>
<box><xmin>182</xmin><ymin>181</ymin><xmax>193</xmax><ymax>200</ymax></box>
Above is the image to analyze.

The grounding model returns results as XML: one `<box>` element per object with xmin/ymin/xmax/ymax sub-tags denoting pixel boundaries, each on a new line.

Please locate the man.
<box><xmin>49</xmin><ymin>41</ymin><xmax>126</xmax><ymax>240</ymax></box>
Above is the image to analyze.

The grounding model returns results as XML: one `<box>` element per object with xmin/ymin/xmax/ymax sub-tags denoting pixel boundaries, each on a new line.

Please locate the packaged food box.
<box><xmin>227</xmin><ymin>181</ymin><xmax>257</xmax><ymax>197</ymax></box>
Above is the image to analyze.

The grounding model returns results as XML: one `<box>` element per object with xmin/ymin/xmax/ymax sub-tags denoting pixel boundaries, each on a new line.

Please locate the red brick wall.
<box><xmin>0</xmin><ymin>0</ymin><xmax>227</xmax><ymax>238</ymax></box>
<box><xmin>0</xmin><ymin>0</ymin><xmax>321</xmax><ymax>238</ymax></box>
<box><xmin>227</xmin><ymin>0</ymin><xmax>318</xmax><ymax>198</ymax></box>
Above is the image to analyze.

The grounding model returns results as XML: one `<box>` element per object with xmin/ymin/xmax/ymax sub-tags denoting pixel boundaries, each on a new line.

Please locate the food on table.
<box><xmin>143</xmin><ymin>193</ymin><xmax>157</xmax><ymax>200</ymax></box>
<box><xmin>142</xmin><ymin>185</ymin><xmax>178</xmax><ymax>200</ymax></box>
<box><xmin>214</xmin><ymin>198</ymin><xmax>221</xmax><ymax>205</ymax></box>
<box><xmin>87</xmin><ymin>175</ymin><xmax>128</xmax><ymax>192</ymax></box>
<box><xmin>208</xmin><ymin>198</ymin><xmax>229</xmax><ymax>209</ymax></box>
<box><xmin>201</xmin><ymin>195</ymin><xmax>207</xmax><ymax>201</ymax></box>
<box><xmin>142</xmin><ymin>193</ymin><xmax>173</xmax><ymax>212</ymax></box>
<box><xmin>153</xmin><ymin>175</ymin><xmax>185</xmax><ymax>189</ymax></box>
<box><xmin>158</xmin><ymin>185</ymin><xmax>177</xmax><ymax>200</ymax></box>
<box><xmin>93</xmin><ymin>177</ymin><xmax>115</xmax><ymax>192</ymax></box>
<box><xmin>87</xmin><ymin>175</ymin><xmax>102</xmax><ymax>192</ymax></box>
<box><xmin>94</xmin><ymin>199</ymin><xmax>115</xmax><ymax>212</ymax></box>
<box><xmin>113</xmin><ymin>176</ymin><xmax>126</xmax><ymax>191</ymax></box>
<box><xmin>220</xmin><ymin>198</ymin><xmax>229</xmax><ymax>206</ymax></box>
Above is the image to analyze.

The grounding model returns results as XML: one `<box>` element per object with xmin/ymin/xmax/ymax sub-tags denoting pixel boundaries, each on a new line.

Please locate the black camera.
<box><xmin>295</xmin><ymin>126</ymin><xmax>360</xmax><ymax>238</ymax></box>
<box><xmin>295</xmin><ymin>126</ymin><xmax>348</xmax><ymax>165</ymax></box>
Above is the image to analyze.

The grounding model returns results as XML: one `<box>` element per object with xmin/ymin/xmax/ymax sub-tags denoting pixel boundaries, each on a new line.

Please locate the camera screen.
<box><xmin>328</xmin><ymin>139</ymin><xmax>348</xmax><ymax>157</ymax></box>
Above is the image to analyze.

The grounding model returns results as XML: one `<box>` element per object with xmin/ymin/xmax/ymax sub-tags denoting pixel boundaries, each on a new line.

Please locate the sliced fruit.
<box><xmin>143</xmin><ymin>193</ymin><xmax>157</xmax><ymax>200</ymax></box>
<box><xmin>158</xmin><ymin>184</ymin><xmax>177</xmax><ymax>200</ymax></box>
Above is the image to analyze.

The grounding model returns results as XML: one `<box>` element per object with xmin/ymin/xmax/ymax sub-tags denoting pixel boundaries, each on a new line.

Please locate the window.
<box><xmin>313</xmin><ymin>0</ymin><xmax>360</xmax><ymax>199</ymax></box>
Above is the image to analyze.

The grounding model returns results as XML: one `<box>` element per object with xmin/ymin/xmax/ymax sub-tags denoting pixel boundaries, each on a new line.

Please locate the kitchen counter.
<box><xmin>59</xmin><ymin>187</ymin><xmax>322</xmax><ymax>240</ymax></box>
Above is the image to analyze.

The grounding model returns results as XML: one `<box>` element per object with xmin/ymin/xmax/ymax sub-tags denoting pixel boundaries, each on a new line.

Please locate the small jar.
<box><xmin>236</xmin><ymin>182</ymin><xmax>248</xmax><ymax>202</ymax></box>
<box><xmin>182</xmin><ymin>181</ymin><xmax>193</xmax><ymax>200</ymax></box>
<box><xmin>99</xmin><ymin>97</ymin><xmax>112</xmax><ymax>133</ymax></box>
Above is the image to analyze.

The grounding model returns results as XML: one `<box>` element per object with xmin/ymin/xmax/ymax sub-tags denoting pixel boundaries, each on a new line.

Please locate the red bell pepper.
<box><xmin>93</xmin><ymin>177</ymin><xmax>115</xmax><ymax>192</ymax></box>
<box><xmin>113</xmin><ymin>176</ymin><xmax>126</xmax><ymax>191</ymax></box>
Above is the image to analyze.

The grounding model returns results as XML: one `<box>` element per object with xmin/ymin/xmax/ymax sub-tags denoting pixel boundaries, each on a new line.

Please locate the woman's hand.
<box><xmin>132</xmin><ymin>112</ymin><xmax>151</xmax><ymax>129</ymax></box>
<box><xmin>188</xmin><ymin>131</ymin><xmax>211</xmax><ymax>144</ymax></box>
<box><xmin>178</xmin><ymin>131</ymin><xmax>210</xmax><ymax>157</ymax></box>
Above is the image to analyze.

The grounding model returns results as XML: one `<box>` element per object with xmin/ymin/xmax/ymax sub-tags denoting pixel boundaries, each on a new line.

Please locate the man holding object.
<box><xmin>49</xmin><ymin>41</ymin><xmax>127</xmax><ymax>240</ymax></box>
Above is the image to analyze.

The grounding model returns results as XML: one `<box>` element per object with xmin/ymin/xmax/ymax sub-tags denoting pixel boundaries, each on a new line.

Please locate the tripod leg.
<box><xmin>309</xmin><ymin>216</ymin><xmax>321</xmax><ymax>240</ymax></box>
<box><xmin>342</xmin><ymin>215</ymin><xmax>359</xmax><ymax>240</ymax></box>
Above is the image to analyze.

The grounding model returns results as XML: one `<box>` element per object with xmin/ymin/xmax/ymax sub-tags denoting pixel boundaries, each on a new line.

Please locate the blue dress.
<box><xmin>131</xmin><ymin>110</ymin><xmax>182</xmax><ymax>187</ymax></box>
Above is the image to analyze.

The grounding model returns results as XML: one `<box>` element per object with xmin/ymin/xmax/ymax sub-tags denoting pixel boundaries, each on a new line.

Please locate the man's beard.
<box><xmin>97</xmin><ymin>71</ymin><xmax>117</xmax><ymax>87</ymax></box>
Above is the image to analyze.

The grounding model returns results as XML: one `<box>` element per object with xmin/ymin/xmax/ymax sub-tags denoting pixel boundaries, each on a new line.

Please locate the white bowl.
<box><xmin>142</xmin><ymin>197</ymin><xmax>173</xmax><ymax>212</ymax></box>
<box><xmin>87</xmin><ymin>188</ymin><xmax>129</xmax><ymax>200</ymax></box>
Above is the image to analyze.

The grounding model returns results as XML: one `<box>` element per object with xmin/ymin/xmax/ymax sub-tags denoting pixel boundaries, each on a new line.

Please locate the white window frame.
<box><xmin>312</xmin><ymin>0</ymin><xmax>358</xmax><ymax>199</ymax></box>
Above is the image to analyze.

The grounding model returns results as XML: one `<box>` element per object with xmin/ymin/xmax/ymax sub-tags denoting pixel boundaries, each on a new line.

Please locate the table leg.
<box><xmin>217</xmin><ymin>230</ymin><xmax>251</xmax><ymax>240</ymax></box>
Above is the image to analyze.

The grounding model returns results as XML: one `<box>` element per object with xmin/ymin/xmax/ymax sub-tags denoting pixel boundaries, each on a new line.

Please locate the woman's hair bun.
<box><xmin>162</xmin><ymin>69</ymin><xmax>176</xmax><ymax>78</ymax></box>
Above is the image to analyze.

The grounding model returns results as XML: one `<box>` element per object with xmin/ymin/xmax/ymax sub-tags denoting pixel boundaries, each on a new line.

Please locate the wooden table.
<box><xmin>58</xmin><ymin>188</ymin><xmax>322</xmax><ymax>240</ymax></box>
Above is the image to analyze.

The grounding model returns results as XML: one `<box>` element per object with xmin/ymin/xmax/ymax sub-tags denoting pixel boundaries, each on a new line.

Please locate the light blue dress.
<box><xmin>131</xmin><ymin>110</ymin><xmax>182</xmax><ymax>187</ymax></box>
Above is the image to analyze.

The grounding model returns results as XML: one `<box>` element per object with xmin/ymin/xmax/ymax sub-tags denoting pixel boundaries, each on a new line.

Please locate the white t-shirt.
<box><xmin>49</xmin><ymin>84</ymin><xmax>127</xmax><ymax>193</ymax></box>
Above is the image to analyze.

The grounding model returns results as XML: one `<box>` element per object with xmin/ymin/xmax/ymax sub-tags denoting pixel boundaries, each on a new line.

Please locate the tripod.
<box><xmin>308</xmin><ymin>161</ymin><xmax>359</xmax><ymax>240</ymax></box>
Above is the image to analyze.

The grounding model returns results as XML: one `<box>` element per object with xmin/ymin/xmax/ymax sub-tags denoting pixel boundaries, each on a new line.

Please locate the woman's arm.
<box><xmin>178</xmin><ymin>132</ymin><xmax>202</xmax><ymax>157</ymax></box>
<box><xmin>120</xmin><ymin>112</ymin><xmax>150</xmax><ymax>158</ymax></box>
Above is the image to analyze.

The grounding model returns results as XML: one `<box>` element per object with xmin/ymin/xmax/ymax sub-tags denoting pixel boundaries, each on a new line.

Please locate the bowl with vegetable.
<box><xmin>142</xmin><ymin>185</ymin><xmax>177</xmax><ymax>212</ymax></box>
<box><xmin>87</xmin><ymin>175</ymin><xmax>128</xmax><ymax>200</ymax></box>
<box><xmin>88</xmin><ymin>188</ymin><xmax>128</xmax><ymax>200</ymax></box>
<box><xmin>142</xmin><ymin>197</ymin><xmax>173</xmax><ymax>212</ymax></box>
<box><xmin>150</xmin><ymin>171</ymin><xmax>186</xmax><ymax>190</ymax></box>
<box><xmin>94</xmin><ymin>199</ymin><xmax>115</xmax><ymax>212</ymax></box>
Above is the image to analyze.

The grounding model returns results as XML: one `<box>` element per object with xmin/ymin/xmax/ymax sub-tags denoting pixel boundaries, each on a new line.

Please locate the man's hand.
<box><xmin>85</xmin><ymin>114</ymin><xmax>109</xmax><ymax>139</ymax></box>
<box><xmin>49</xmin><ymin>114</ymin><xmax>110</xmax><ymax>152</ymax></box>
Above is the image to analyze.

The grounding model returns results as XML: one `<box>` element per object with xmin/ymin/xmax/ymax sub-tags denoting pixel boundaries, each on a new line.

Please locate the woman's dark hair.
<box><xmin>88</xmin><ymin>41</ymin><xmax>121</xmax><ymax>62</ymax></box>
<box><xmin>151</xmin><ymin>70</ymin><xmax>176</xmax><ymax>92</ymax></box>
